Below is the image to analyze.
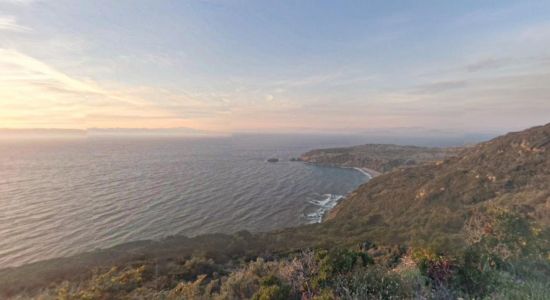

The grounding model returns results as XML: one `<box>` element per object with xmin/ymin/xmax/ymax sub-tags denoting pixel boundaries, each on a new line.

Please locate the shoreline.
<box><xmin>333</xmin><ymin>165</ymin><xmax>381</xmax><ymax>179</ymax></box>
<box><xmin>300</xmin><ymin>161</ymin><xmax>382</xmax><ymax>222</ymax></box>
<box><xmin>299</xmin><ymin>163</ymin><xmax>375</xmax><ymax>224</ymax></box>
<box><xmin>353</xmin><ymin>167</ymin><xmax>372</xmax><ymax>179</ymax></box>
<box><xmin>304</xmin><ymin>164</ymin><xmax>382</xmax><ymax>223</ymax></box>
<box><xmin>352</xmin><ymin>167</ymin><xmax>382</xmax><ymax>179</ymax></box>
<box><xmin>301</xmin><ymin>161</ymin><xmax>381</xmax><ymax>179</ymax></box>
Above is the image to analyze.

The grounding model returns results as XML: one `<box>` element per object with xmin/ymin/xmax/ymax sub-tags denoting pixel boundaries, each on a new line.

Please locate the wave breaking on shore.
<box><xmin>304</xmin><ymin>194</ymin><xmax>344</xmax><ymax>223</ymax></box>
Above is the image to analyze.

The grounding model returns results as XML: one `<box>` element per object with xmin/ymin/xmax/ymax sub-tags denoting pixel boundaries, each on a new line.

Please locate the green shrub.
<box><xmin>335</xmin><ymin>266</ymin><xmax>410</xmax><ymax>299</ymax></box>
<box><xmin>313</xmin><ymin>248</ymin><xmax>372</xmax><ymax>289</ymax></box>
<box><xmin>465</xmin><ymin>208</ymin><xmax>546</xmax><ymax>268</ymax></box>
<box><xmin>444</xmin><ymin>208</ymin><xmax>549</xmax><ymax>298</ymax></box>
<box><xmin>252</xmin><ymin>276</ymin><xmax>291</xmax><ymax>300</ymax></box>
<box><xmin>217</xmin><ymin>258</ymin><xmax>271</xmax><ymax>299</ymax></box>
<box><xmin>411</xmin><ymin>247</ymin><xmax>456</xmax><ymax>286</ymax></box>
<box><xmin>168</xmin><ymin>274</ymin><xmax>209</xmax><ymax>299</ymax></box>
<box><xmin>55</xmin><ymin>266</ymin><xmax>147</xmax><ymax>300</ymax></box>
<box><xmin>495</xmin><ymin>276</ymin><xmax>550</xmax><ymax>300</ymax></box>
<box><xmin>178</xmin><ymin>256</ymin><xmax>219</xmax><ymax>281</ymax></box>
<box><xmin>453</xmin><ymin>247</ymin><xmax>499</xmax><ymax>297</ymax></box>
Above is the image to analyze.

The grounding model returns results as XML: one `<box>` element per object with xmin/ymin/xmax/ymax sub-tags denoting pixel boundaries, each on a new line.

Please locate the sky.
<box><xmin>0</xmin><ymin>0</ymin><xmax>549</xmax><ymax>134</ymax></box>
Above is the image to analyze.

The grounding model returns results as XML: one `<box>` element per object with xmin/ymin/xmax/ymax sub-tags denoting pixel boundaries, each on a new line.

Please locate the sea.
<box><xmin>0</xmin><ymin>134</ymin><xmax>374</xmax><ymax>268</ymax></box>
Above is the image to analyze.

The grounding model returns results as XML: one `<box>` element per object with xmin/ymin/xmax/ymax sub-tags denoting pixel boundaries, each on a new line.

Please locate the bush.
<box><xmin>335</xmin><ymin>267</ymin><xmax>410</xmax><ymax>299</ymax></box>
<box><xmin>453</xmin><ymin>247</ymin><xmax>499</xmax><ymax>297</ymax></box>
<box><xmin>56</xmin><ymin>266</ymin><xmax>147</xmax><ymax>300</ymax></box>
<box><xmin>313</xmin><ymin>248</ymin><xmax>372</xmax><ymax>289</ymax></box>
<box><xmin>411</xmin><ymin>247</ymin><xmax>456</xmax><ymax>286</ymax></box>
<box><xmin>464</xmin><ymin>207</ymin><xmax>546</xmax><ymax>268</ymax></box>
<box><xmin>217</xmin><ymin>258</ymin><xmax>274</xmax><ymax>299</ymax></box>
<box><xmin>494</xmin><ymin>276</ymin><xmax>550</xmax><ymax>300</ymax></box>
<box><xmin>177</xmin><ymin>256</ymin><xmax>220</xmax><ymax>281</ymax></box>
<box><xmin>168</xmin><ymin>274</ymin><xmax>209</xmax><ymax>299</ymax></box>
<box><xmin>252</xmin><ymin>276</ymin><xmax>291</xmax><ymax>300</ymax></box>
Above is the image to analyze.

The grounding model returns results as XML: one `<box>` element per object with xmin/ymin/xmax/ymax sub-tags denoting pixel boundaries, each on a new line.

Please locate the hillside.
<box><xmin>1</xmin><ymin>124</ymin><xmax>549</xmax><ymax>298</ymax></box>
<box><xmin>321</xmin><ymin>123</ymin><xmax>550</xmax><ymax>247</ymax></box>
<box><xmin>300</xmin><ymin>144</ymin><xmax>461</xmax><ymax>173</ymax></box>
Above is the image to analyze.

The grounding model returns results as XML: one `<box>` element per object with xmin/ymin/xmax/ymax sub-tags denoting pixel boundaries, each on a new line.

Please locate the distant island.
<box><xmin>1</xmin><ymin>123</ymin><xmax>549</xmax><ymax>299</ymax></box>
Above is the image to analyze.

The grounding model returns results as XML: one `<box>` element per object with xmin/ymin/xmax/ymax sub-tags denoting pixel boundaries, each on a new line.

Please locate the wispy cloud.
<box><xmin>413</xmin><ymin>80</ymin><xmax>468</xmax><ymax>94</ymax></box>
<box><xmin>0</xmin><ymin>49</ymin><xmax>228</xmax><ymax>129</ymax></box>
<box><xmin>0</xmin><ymin>15</ymin><xmax>29</xmax><ymax>32</ymax></box>
<box><xmin>465</xmin><ymin>58</ymin><xmax>512</xmax><ymax>72</ymax></box>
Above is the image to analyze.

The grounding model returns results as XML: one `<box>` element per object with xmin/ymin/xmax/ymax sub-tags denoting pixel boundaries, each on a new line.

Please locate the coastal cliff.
<box><xmin>321</xmin><ymin>123</ymin><xmax>550</xmax><ymax>245</ymax></box>
<box><xmin>300</xmin><ymin>144</ymin><xmax>461</xmax><ymax>174</ymax></box>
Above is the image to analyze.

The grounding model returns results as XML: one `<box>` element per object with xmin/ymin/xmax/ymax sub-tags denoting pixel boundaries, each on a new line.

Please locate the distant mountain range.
<box><xmin>87</xmin><ymin>127</ymin><xmax>220</xmax><ymax>136</ymax></box>
<box><xmin>0</xmin><ymin>128</ymin><xmax>85</xmax><ymax>137</ymax></box>
<box><xmin>0</xmin><ymin>128</ymin><xmax>222</xmax><ymax>137</ymax></box>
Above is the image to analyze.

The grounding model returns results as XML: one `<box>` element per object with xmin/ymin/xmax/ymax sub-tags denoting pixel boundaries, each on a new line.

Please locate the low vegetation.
<box><xmin>12</xmin><ymin>209</ymin><xmax>549</xmax><ymax>299</ymax></box>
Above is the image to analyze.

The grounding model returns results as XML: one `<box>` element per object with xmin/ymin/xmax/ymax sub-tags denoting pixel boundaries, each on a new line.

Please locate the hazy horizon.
<box><xmin>0</xmin><ymin>125</ymin><xmax>502</xmax><ymax>137</ymax></box>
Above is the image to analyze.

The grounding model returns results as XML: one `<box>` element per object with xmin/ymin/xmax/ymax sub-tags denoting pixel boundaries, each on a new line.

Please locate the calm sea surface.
<box><xmin>0</xmin><ymin>134</ymin><xmax>370</xmax><ymax>267</ymax></box>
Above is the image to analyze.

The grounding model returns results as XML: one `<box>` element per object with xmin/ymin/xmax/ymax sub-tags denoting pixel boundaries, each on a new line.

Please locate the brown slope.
<box><xmin>324</xmin><ymin>123</ymin><xmax>550</xmax><ymax>247</ymax></box>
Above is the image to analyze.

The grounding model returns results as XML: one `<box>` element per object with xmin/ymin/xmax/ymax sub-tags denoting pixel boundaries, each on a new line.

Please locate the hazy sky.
<box><xmin>1</xmin><ymin>0</ymin><xmax>549</xmax><ymax>133</ymax></box>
